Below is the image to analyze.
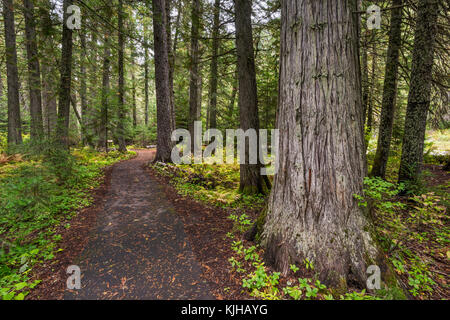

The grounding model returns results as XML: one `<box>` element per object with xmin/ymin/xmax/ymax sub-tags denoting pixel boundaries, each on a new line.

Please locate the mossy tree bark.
<box><xmin>23</xmin><ymin>0</ymin><xmax>44</xmax><ymax>142</ymax></box>
<box><xmin>3</xmin><ymin>0</ymin><xmax>23</xmax><ymax>146</ymax></box>
<box><xmin>261</xmin><ymin>0</ymin><xmax>380</xmax><ymax>288</ymax></box>
<box><xmin>398</xmin><ymin>0</ymin><xmax>439</xmax><ymax>184</ymax></box>
<box><xmin>56</xmin><ymin>0</ymin><xmax>73</xmax><ymax>149</ymax></box>
<box><xmin>371</xmin><ymin>0</ymin><xmax>403</xmax><ymax>179</ymax></box>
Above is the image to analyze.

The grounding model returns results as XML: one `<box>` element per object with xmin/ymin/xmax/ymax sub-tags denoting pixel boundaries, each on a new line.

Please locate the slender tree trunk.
<box><xmin>98</xmin><ymin>34</ymin><xmax>111</xmax><ymax>151</ymax></box>
<box><xmin>86</xmin><ymin>29</ymin><xmax>98</xmax><ymax>147</ymax></box>
<box><xmin>79</xmin><ymin>32</ymin><xmax>88</xmax><ymax>145</ymax></box>
<box><xmin>56</xmin><ymin>0</ymin><xmax>74</xmax><ymax>148</ymax></box>
<box><xmin>144</xmin><ymin>21</ymin><xmax>150</xmax><ymax>126</ymax></box>
<box><xmin>23</xmin><ymin>0</ymin><xmax>43</xmax><ymax>142</ymax></box>
<box><xmin>39</xmin><ymin>0</ymin><xmax>58</xmax><ymax>140</ymax></box>
<box><xmin>152</xmin><ymin>0</ymin><xmax>175</xmax><ymax>162</ymax></box>
<box><xmin>3</xmin><ymin>0</ymin><xmax>23</xmax><ymax>146</ymax></box>
<box><xmin>166</xmin><ymin>0</ymin><xmax>176</xmax><ymax>132</ymax></box>
<box><xmin>261</xmin><ymin>0</ymin><xmax>382</xmax><ymax>288</ymax></box>
<box><xmin>371</xmin><ymin>0</ymin><xmax>403</xmax><ymax>178</ymax></box>
<box><xmin>365</xmin><ymin>40</ymin><xmax>377</xmax><ymax>149</ymax></box>
<box><xmin>132</xmin><ymin>68</ymin><xmax>137</xmax><ymax>128</ymax></box>
<box><xmin>208</xmin><ymin>0</ymin><xmax>220</xmax><ymax>133</ymax></box>
<box><xmin>188</xmin><ymin>0</ymin><xmax>201</xmax><ymax>150</ymax></box>
<box><xmin>117</xmin><ymin>0</ymin><xmax>127</xmax><ymax>152</ymax></box>
<box><xmin>361</xmin><ymin>34</ymin><xmax>369</xmax><ymax>127</ymax></box>
<box><xmin>235</xmin><ymin>0</ymin><xmax>267</xmax><ymax>195</ymax></box>
<box><xmin>398</xmin><ymin>0</ymin><xmax>439</xmax><ymax>184</ymax></box>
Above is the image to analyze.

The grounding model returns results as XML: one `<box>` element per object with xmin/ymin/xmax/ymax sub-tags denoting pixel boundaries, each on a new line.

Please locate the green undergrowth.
<box><xmin>226</xmin><ymin>227</ymin><xmax>383</xmax><ymax>300</ymax></box>
<box><xmin>0</xmin><ymin>147</ymin><xmax>135</xmax><ymax>300</ymax></box>
<box><xmin>150</xmin><ymin>160</ymin><xmax>266</xmax><ymax>211</ymax></box>
<box><xmin>151</xmin><ymin>152</ymin><xmax>448</xmax><ymax>300</ymax></box>
<box><xmin>356</xmin><ymin>177</ymin><xmax>449</xmax><ymax>299</ymax></box>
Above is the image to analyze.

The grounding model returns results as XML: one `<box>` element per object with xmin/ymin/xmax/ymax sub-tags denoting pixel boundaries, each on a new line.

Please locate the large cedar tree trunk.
<box><xmin>398</xmin><ymin>0</ymin><xmax>439</xmax><ymax>184</ymax></box>
<box><xmin>261</xmin><ymin>0</ymin><xmax>380</xmax><ymax>288</ymax></box>
<box><xmin>152</xmin><ymin>0</ymin><xmax>175</xmax><ymax>162</ymax></box>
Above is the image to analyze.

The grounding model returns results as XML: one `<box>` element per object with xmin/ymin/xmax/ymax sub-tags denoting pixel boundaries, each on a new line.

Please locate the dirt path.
<box><xmin>65</xmin><ymin>150</ymin><xmax>213</xmax><ymax>300</ymax></box>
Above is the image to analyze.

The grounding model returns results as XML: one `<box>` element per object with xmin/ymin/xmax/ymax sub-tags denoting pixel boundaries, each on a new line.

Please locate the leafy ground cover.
<box><xmin>0</xmin><ymin>147</ymin><xmax>135</xmax><ymax>300</ymax></box>
<box><xmin>150</xmin><ymin>150</ymin><xmax>449</xmax><ymax>300</ymax></box>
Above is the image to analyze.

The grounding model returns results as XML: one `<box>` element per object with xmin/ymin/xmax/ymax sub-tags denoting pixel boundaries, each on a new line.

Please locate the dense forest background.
<box><xmin>0</xmin><ymin>1</ymin><xmax>448</xmax><ymax>157</ymax></box>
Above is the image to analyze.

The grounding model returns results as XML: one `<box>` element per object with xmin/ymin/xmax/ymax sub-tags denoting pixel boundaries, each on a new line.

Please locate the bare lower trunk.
<box><xmin>371</xmin><ymin>0</ymin><xmax>403</xmax><ymax>178</ymax></box>
<box><xmin>235</xmin><ymin>0</ymin><xmax>267</xmax><ymax>195</ymax></box>
<box><xmin>117</xmin><ymin>0</ymin><xmax>127</xmax><ymax>153</ymax></box>
<box><xmin>98</xmin><ymin>34</ymin><xmax>111</xmax><ymax>151</ymax></box>
<box><xmin>188</xmin><ymin>0</ymin><xmax>201</xmax><ymax>151</ymax></box>
<box><xmin>3</xmin><ymin>0</ymin><xmax>23</xmax><ymax>146</ymax></box>
<box><xmin>208</xmin><ymin>0</ymin><xmax>220</xmax><ymax>132</ymax></box>
<box><xmin>79</xmin><ymin>32</ymin><xmax>88</xmax><ymax>145</ymax></box>
<box><xmin>398</xmin><ymin>0</ymin><xmax>439</xmax><ymax>184</ymax></box>
<box><xmin>23</xmin><ymin>0</ymin><xmax>43</xmax><ymax>141</ymax></box>
<box><xmin>56</xmin><ymin>0</ymin><xmax>74</xmax><ymax>148</ymax></box>
<box><xmin>153</xmin><ymin>0</ymin><xmax>174</xmax><ymax>162</ymax></box>
<box><xmin>262</xmin><ymin>0</ymin><xmax>381</xmax><ymax>289</ymax></box>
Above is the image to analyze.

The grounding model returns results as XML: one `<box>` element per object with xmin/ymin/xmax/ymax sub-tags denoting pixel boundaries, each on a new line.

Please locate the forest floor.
<box><xmin>28</xmin><ymin>150</ymin><xmax>219</xmax><ymax>299</ymax></box>
<box><xmin>24</xmin><ymin>149</ymin><xmax>449</xmax><ymax>300</ymax></box>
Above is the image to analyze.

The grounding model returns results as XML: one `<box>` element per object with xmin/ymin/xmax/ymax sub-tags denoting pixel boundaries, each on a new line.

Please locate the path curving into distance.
<box><xmin>65</xmin><ymin>150</ymin><xmax>213</xmax><ymax>300</ymax></box>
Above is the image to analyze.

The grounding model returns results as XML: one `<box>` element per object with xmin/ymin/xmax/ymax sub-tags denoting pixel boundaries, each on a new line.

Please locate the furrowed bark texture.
<box><xmin>261</xmin><ymin>0</ymin><xmax>379</xmax><ymax>288</ymax></box>
<box><xmin>117</xmin><ymin>0</ymin><xmax>127</xmax><ymax>152</ymax></box>
<box><xmin>235</xmin><ymin>0</ymin><xmax>267</xmax><ymax>195</ymax></box>
<box><xmin>208</xmin><ymin>0</ymin><xmax>221</xmax><ymax>131</ymax></box>
<box><xmin>398</xmin><ymin>0</ymin><xmax>439</xmax><ymax>183</ymax></box>
<box><xmin>153</xmin><ymin>0</ymin><xmax>174</xmax><ymax>162</ymax></box>
<box><xmin>23</xmin><ymin>0</ymin><xmax>43</xmax><ymax>141</ymax></box>
<box><xmin>188</xmin><ymin>0</ymin><xmax>201</xmax><ymax>151</ymax></box>
<box><xmin>56</xmin><ymin>0</ymin><xmax>73</xmax><ymax>148</ymax></box>
<box><xmin>371</xmin><ymin>0</ymin><xmax>403</xmax><ymax>178</ymax></box>
<box><xmin>3</xmin><ymin>0</ymin><xmax>23</xmax><ymax>145</ymax></box>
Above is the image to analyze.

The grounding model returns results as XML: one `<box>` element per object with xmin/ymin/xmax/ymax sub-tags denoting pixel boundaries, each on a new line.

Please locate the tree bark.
<box><xmin>117</xmin><ymin>0</ymin><xmax>127</xmax><ymax>152</ymax></box>
<box><xmin>132</xmin><ymin>63</ymin><xmax>137</xmax><ymax>128</ymax></box>
<box><xmin>166</xmin><ymin>0</ymin><xmax>176</xmax><ymax>132</ymax></box>
<box><xmin>398</xmin><ymin>0</ymin><xmax>439</xmax><ymax>184</ymax></box>
<box><xmin>144</xmin><ymin>17</ymin><xmax>150</xmax><ymax>126</ymax></box>
<box><xmin>152</xmin><ymin>0</ymin><xmax>175</xmax><ymax>162</ymax></box>
<box><xmin>235</xmin><ymin>0</ymin><xmax>267</xmax><ymax>195</ymax></box>
<box><xmin>56</xmin><ymin>0</ymin><xmax>74</xmax><ymax>148</ymax></box>
<box><xmin>23</xmin><ymin>0</ymin><xmax>44</xmax><ymax>142</ymax></box>
<box><xmin>98</xmin><ymin>34</ymin><xmax>111</xmax><ymax>151</ymax></box>
<box><xmin>39</xmin><ymin>1</ymin><xmax>58</xmax><ymax>140</ymax></box>
<box><xmin>208</xmin><ymin>0</ymin><xmax>221</xmax><ymax>132</ymax></box>
<box><xmin>371</xmin><ymin>0</ymin><xmax>403</xmax><ymax>178</ymax></box>
<box><xmin>79</xmin><ymin>32</ymin><xmax>88</xmax><ymax>145</ymax></box>
<box><xmin>261</xmin><ymin>0</ymin><xmax>380</xmax><ymax>288</ymax></box>
<box><xmin>3</xmin><ymin>0</ymin><xmax>23</xmax><ymax>146</ymax></box>
<box><xmin>188</xmin><ymin>0</ymin><xmax>201</xmax><ymax>150</ymax></box>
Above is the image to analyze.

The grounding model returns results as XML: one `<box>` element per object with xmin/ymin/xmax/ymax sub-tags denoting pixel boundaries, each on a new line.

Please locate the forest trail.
<box><xmin>65</xmin><ymin>150</ymin><xmax>213</xmax><ymax>300</ymax></box>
